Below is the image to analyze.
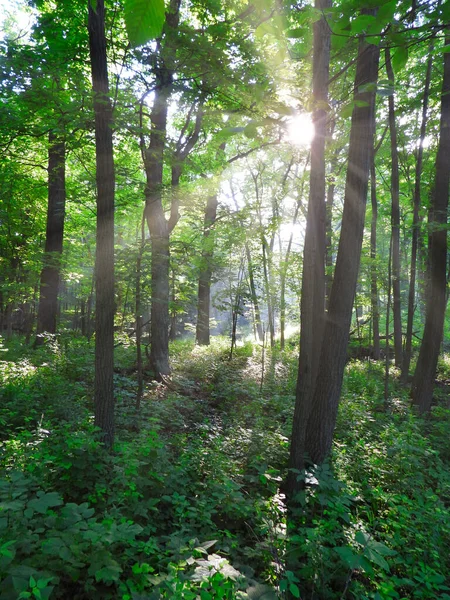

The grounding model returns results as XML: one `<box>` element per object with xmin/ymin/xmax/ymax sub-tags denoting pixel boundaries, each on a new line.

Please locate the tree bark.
<box><xmin>411</xmin><ymin>32</ymin><xmax>450</xmax><ymax>413</ymax></box>
<box><xmin>88</xmin><ymin>0</ymin><xmax>115</xmax><ymax>448</ymax></box>
<box><xmin>196</xmin><ymin>194</ymin><xmax>218</xmax><ymax>345</ymax></box>
<box><xmin>144</xmin><ymin>80</ymin><xmax>171</xmax><ymax>378</ymax></box>
<box><xmin>401</xmin><ymin>51</ymin><xmax>432</xmax><ymax>382</ymax></box>
<box><xmin>304</xmin><ymin>28</ymin><xmax>380</xmax><ymax>466</ymax></box>
<box><xmin>370</xmin><ymin>146</ymin><xmax>380</xmax><ymax>360</ymax></box>
<box><xmin>385</xmin><ymin>47</ymin><xmax>403</xmax><ymax>368</ymax></box>
<box><xmin>35</xmin><ymin>132</ymin><xmax>66</xmax><ymax>345</ymax></box>
<box><xmin>286</xmin><ymin>0</ymin><xmax>331</xmax><ymax>497</ymax></box>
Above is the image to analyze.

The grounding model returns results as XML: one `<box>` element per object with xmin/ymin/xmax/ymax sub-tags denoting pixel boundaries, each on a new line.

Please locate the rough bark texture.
<box><xmin>286</xmin><ymin>0</ymin><xmax>331</xmax><ymax>498</ymax></box>
<box><xmin>385</xmin><ymin>47</ymin><xmax>402</xmax><ymax>368</ymax></box>
<box><xmin>412</xmin><ymin>34</ymin><xmax>450</xmax><ymax>413</ymax></box>
<box><xmin>196</xmin><ymin>194</ymin><xmax>218</xmax><ymax>345</ymax></box>
<box><xmin>88</xmin><ymin>0</ymin><xmax>115</xmax><ymax>448</ymax></box>
<box><xmin>304</xmin><ymin>32</ymin><xmax>380</xmax><ymax>466</ymax></box>
<box><xmin>35</xmin><ymin>132</ymin><xmax>66</xmax><ymax>345</ymax></box>
<box><xmin>402</xmin><ymin>52</ymin><xmax>432</xmax><ymax>382</ymax></box>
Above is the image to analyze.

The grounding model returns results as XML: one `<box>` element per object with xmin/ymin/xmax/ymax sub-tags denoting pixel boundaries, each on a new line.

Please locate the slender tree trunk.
<box><xmin>286</xmin><ymin>0</ymin><xmax>331</xmax><ymax>497</ymax></box>
<box><xmin>401</xmin><ymin>52</ymin><xmax>433</xmax><ymax>382</ymax></box>
<box><xmin>385</xmin><ymin>48</ymin><xmax>403</xmax><ymax>368</ymax></box>
<box><xmin>304</xmin><ymin>27</ymin><xmax>380</xmax><ymax>466</ymax></box>
<box><xmin>88</xmin><ymin>0</ymin><xmax>116</xmax><ymax>448</ymax></box>
<box><xmin>230</xmin><ymin>184</ymin><xmax>264</xmax><ymax>342</ymax></box>
<box><xmin>261</xmin><ymin>238</ymin><xmax>275</xmax><ymax>348</ymax></box>
<box><xmin>246</xmin><ymin>243</ymin><xmax>264</xmax><ymax>342</ymax></box>
<box><xmin>385</xmin><ymin>237</ymin><xmax>393</xmax><ymax>402</ymax></box>
<box><xmin>196</xmin><ymin>194</ymin><xmax>218</xmax><ymax>345</ymax></box>
<box><xmin>136</xmin><ymin>213</ymin><xmax>145</xmax><ymax>410</ymax></box>
<box><xmin>412</xmin><ymin>32</ymin><xmax>450</xmax><ymax>413</ymax></box>
<box><xmin>370</xmin><ymin>148</ymin><xmax>380</xmax><ymax>359</ymax></box>
<box><xmin>35</xmin><ymin>133</ymin><xmax>66</xmax><ymax>345</ymax></box>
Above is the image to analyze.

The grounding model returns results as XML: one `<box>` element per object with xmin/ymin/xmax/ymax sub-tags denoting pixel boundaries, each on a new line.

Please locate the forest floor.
<box><xmin>1</xmin><ymin>334</ymin><xmax>450</xmax><ymax>600</ymax></box>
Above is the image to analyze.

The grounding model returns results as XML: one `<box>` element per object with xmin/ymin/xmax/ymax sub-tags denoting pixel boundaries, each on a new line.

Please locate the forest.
<box><xmin>1</xmin><ymin>0</ymin><xmax>450</xmax><ymax>597</ymax></box>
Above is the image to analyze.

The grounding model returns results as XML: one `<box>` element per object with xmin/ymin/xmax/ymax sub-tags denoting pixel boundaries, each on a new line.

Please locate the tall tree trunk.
<box><xmin>304</xmin><ymin>26</ymin><xmax>380</xmax><ymax>466</ymax></box>
<box><xmin>411</xmin><ymin>32</ymin><xmax>450</xmax><ymax>413</ymax></box>
<box><xmin>144</xmin><ymin>81</ymin><xmax>171</xmax><ymax>378</ymax></box>
<box><xmin>385</xmin><ymin>48</ymin><xmax>403</xmax><ymax>368</ymax></box>
<box><xmin>35</xmin><ymin>133</ymin><xmax>66</xmax><ymax>345</ymax></box>
<box><xmin>88</xmin><ymin>0</ymin><xmax>116</xmax><ymax>448</ymax></box>
<box><xmin>196</xmin><ymin>194</ymin><xmax>218</xmax><ymax>345</ymax></box>
<box><xmin>401</xmin><ymin>51</ymin><xmax>433</xmax><ymax>382</ymax></box>
<box><xmin>370</xmin><ymin>147</ymin><xmax>380</xmax><ymax>360</ymax></box>
<box><xmin>286</xmin><ymin>0</ymin><xmax>331</xmax><ymax>497</ymax></box>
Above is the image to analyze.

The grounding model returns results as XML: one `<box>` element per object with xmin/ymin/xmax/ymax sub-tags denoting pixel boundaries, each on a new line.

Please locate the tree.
<box><xmin>35</xmin><ymin>132</ymin><xmax>66</xmax><ymax>345</ymax></box>
<box><xmin>385</xmin><ymin>46</ymin><xmax>402</xmax><ymax>368</ymax></box>
<box><xmin>411</xmin><ymin>31</ymin><xmax>450</xmax><ymax>413</ymax></box>
<box><xmin>303</xmin><ymin>18</ymin><xmax>380</xmax><ymax>467</ymax></box>
<box><xmin>196</xmin><ymin>193</ymin><xmax>219</xmax><ymax>345</ymax></box>
<box><xmin>401</xmin><ymin>48</ymin><xmax>433</xmax><ymax>382</ymax></box>
<box><xmin>88</xmin><ymin>0</ymin><xmax>116</xmax><ymax>447</ymax></box>
<box><xmin>286</xmin><ymin>0</ymin><xmax>332</xmax><ymax>496</ymax></box>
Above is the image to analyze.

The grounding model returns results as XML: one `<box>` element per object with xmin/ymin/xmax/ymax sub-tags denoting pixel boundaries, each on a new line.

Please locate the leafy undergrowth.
<box><xmin>0</xmin><ymin>334</ymin><xmax>450</xmax><ymax>599</ymax></box>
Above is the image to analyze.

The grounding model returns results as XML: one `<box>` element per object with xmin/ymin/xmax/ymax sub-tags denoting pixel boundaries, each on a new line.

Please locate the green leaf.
<box><xmin>334</xmin><ymin>546</ymin><xmax>361</xmax><ymax>569</ymax></box>
<box><xmin>392</xmin><ymin>45</ymin><xmax>409</xmax><ymax>74</ymax></box>
<box><xmin>377</xmin><ymin>0</ymin><xmax>397</xmax><ymax>26</ymax></box>
<box><xmin>286</xmin><ymin>28</ymin><xmax>305</xmax><ymax>39</ymax></box>
<box><xmin>27</xmin><ymin>492</ymin><xmax>63</xmax><ymax>514</ymax></box>
<box><xmin>124</xmin><ymin>0</ymin><xmax>165</xmax><ymax>48</ymax></box>
<box><xmin>350</xmin><ymin>14</ymin><xmax>376</xmax><ymax>34</ymax></box>
<box><xmin>95</xmin><ymin>563</ymin><xmax>123</xmax><ymax>583</ymax></box>
<box><xmin>244</xmin><ymin>122</ymin><xmax>259</xmax><ymax>139</ymax></box>
<box><xmin>289</xmin><ymin>583</ymin><xmax>301</xmax><ymax>598</ymax></box>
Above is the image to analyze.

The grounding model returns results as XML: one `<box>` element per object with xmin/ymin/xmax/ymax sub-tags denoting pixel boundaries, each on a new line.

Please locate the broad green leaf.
<box><xmin>286</xmin><ymin>28</ymin><xmax>305</xmax><ymax>39</ymax></box>
<box><xmin>392</xmin><ymin>45</ymin><xmax>409</xmax><ymax>74</ymax></box>
<box><xmin>340</xmin><ymin>102</ymin><xmax>355</xmax><ymax>118</ymax></box>
<box><xmin>289</xmin><ymin>583</ymin><xmax>301</xmax><ymax>598</ymax></box>
<box><xmin>124</xmin><ymin>0</ymin><xmax>165</xmax><ymax>48</ymax></box>
<box><xmin>27</xmin><ymin>492</ymin><xmax>63</xmax><ymax>515</ymax></box>
<box><xmin>244</xmin><ymin>122</ymin><xmax>258</xmax><ymax>138</ymax></box>
<box><xmin>334</xmin><ymin>546</ymin><xmax>361</xmax><ymax>569</ymax></box>
<box><xmin>365</xmin><ymin>548</ymin><xmax>390</xmax><ymax>572</ymax></box>
<box><xmin>95</xmin><ymin>562</ymin><xmax>123</xmax><ymax>583</ymax></box>
<box><xmin>350</xmin><ymin>14</ymin><xmax>376</xmax><ymax>34</ymax></box>
<box><xmin>377</xmin><ymin>0</ymin><xmax>397</xmax><ymax>26</ymax></box>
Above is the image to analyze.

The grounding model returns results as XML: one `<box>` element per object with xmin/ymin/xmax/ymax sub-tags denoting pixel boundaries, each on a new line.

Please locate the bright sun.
<box><xmin>287</xmin><ymin>113</ymin><xmax>315</xmax><ymax>148</ymax></box>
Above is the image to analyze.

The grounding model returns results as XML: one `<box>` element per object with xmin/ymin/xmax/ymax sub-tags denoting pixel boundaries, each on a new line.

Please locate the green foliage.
<box><xmin>124</xmin><ymin>0</ymin><xmax>166</xmax><ymax>48</ymax></box>
<box><xmin>2</xmin><ymin>335</ymin><xmax>450</xmax><ymax>598</ymax></box>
